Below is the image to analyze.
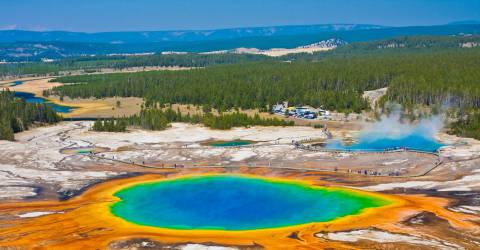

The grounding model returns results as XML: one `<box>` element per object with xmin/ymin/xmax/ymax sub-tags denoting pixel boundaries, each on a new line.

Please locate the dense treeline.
<box><xmin>0</xmin><ymin>53</ymin><xmax>271</xmax><ymax>78</ymax></box>
<box><xmin>449</xmin><ymin>113</ymin><xmax>480</xmax><ymax>140</ymax></box>
<box><xmin>125</xmin><ymin>108</ymin><xmax>294</xmax><ymax>130</ymax></box>
<box><xmin>103</xmin><ymin>53</ymin><xmax>272</xmax><ymax>68</ymax></box>
<box><xmin>201</xmin><ymin>112</ymin><xmax>294</xmax><ymax>130</ymax></box>
<box><xmin>282</xmin><ymin>35</ymin><xmax>480</xmax><ymax>61</ymax></box>
<box><xmin>92</xmin><ymin>119</ymin><xmax>127</xmax><ymax>132</ymax></box>
<box><xmin>1</xmin><ymin>24</ymin><xmax>479</xmax><ymax>62</ymax></box>
<box><xmin>2</xmin><ymin>35</ymin><xmax>478</xmax><ymax>78</ymax></box>
<box><xmin>127</xmin><ymin>108</ymin><xmax>174</xmax><ymax>130</ymax></box>
<box><xmin>379</xmin><ymin>49</ymin><xmax>480</xmax><ymax>110</ymax></box>
<box><xmin>0</xmin><ymin>59</ymin><xmax>119</xmax><ymax>77</ymax></box>
<box><xmin>347</xmin><ymin>35</ymin><xmax>480</xmax><ymax>50</ymax></box>
<box><xmin>282</xmin><ymin>36</ymin><xmax>480</xmax><ymax>111</ymax></box>
<box><xmin>48</xmin><ymin>61</ymin><xmax>373</xmax><ymax>113</ymax></box>
<box><xmin>0</xmin><ymin>90</ymin><xmax>60</xmax><ymax>140</ymax></box>
<box><xmin>48</xmin><ymin>47</ymin><xmax>480</xmax><ymax>112</ymax></box>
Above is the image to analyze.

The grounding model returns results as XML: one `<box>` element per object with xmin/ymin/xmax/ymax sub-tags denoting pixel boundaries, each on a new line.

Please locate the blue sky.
<box><xmin>0</xmin><ymin>0</ymin><xmax>479</xmax><ymax>32</ymax></box>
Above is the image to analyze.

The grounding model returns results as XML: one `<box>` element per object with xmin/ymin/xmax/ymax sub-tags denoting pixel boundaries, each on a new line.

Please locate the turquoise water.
<box><xmin>76</xmin><ymin>149</ymin><xmax>94</xmax><ymax>154</ymax></box>
<box><xmin>14</xmin><ymin>91</ymin><xmax>74</xmax><ymax>113</ymax></box>
<box><xmin>61</xmin><ymin>147</ymin><xmax>95</xmax><ymax>155</ymax></box>
<box><xmin>209</xmin><ymin>140</ymin><xmax>253</xmax><ymax>147</ymax></box>
<box><xmin>111</xmin><ymin>175</ymin><xmax>390</xmax><ymax>231</ymax></box>
<box><xmin>324</xmin><ymin>132</ymin><xmax>445</xmax><ymax>153</ymax></box>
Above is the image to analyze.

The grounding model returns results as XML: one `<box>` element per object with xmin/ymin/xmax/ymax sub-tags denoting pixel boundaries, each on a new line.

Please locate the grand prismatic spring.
<box><xmin>111</xmin><ymin>175</ymin><xmax>392</xmax><ymax>231</ymax></box>
<box><xmin>1</xmin><ymin>173</ymin><xmax>477</xmax><ymax>249</ymax></box>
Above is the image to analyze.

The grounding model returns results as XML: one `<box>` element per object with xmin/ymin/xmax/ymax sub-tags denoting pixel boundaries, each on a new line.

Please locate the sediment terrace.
<box><xmin>0</xmin><ymin>172</ymin><xmax>478</xmax><ymax>249</ymax></box>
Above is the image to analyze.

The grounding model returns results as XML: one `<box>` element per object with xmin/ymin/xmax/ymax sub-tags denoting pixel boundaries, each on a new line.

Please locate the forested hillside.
<box><xmin>90</xmin><ymin>108</ymin><xmax>294</xmax><ymax>132</ymax></box>
<box><xmin>1</xmin><ymin>35</ymin><xmax>478</xmax><ymax>78</ymax></box>
<box><xmin>380</xmin><ymin>49</ymin><xmax>480</xmax><ymax>110</ymax></box>
<box><xmin>48</xmin><ymin>61</ymin><xmax>375</xmax><ymax>113</ymax></box>
<box><xmin>282</xmin><ymin>35</ymin><xmax>480</xmax><ymax>61</ymax></box>
<box><xmin>450</xmin><ymin>113</ymin><xmax>480</xmax><ymax>140</ymax></box>
<box><xmin>47</xmin><ymin>47</ymin><xmax>480</xmax><ymax>113</ymax></box>
<box><xmin>0</xmin><ymin>90</ymin><xmax>60</xmax><ymax>141</ymax></box>
<box><xmin>126</xmin><ymin>108</ymin><xmax>294</xmax><ymax>130</ymax></box>
<box><xmin>349</xmin><ymin>35</ymin><xmax>480</xmax><ymax>50</ymax></box>
<box><xmin>0</xmin><ymin>53</ymin><xmax>271</xmax><ymax>78</ymax></box>
<box><xmin>0</xmin><ymin>23</ymin><xmax>478</xmax><ymax>61</ymax></box>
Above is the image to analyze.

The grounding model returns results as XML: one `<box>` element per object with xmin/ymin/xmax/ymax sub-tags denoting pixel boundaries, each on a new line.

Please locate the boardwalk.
<box><xmin>89</xmin><ymin>148</ymin><xmax>444</xmax><ymax>179</ymax></box>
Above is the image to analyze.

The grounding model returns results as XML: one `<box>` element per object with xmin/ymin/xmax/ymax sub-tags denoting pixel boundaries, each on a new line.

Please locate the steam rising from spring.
<box><xmin>361</xmin><ymin>110</ymin><xmax>444</xmax><ymax>141</ymax></box>
<box><xmin>325</xmin><ymin>109</ymin><xmax>446</xmax><ymax>152</ymax></box>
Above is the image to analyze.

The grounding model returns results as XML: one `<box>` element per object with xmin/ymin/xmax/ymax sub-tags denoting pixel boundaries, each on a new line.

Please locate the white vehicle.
<box><xmin>318</xmin><ymin>109</ymin><xmax>332</xmax><ymax>120</ymax></box>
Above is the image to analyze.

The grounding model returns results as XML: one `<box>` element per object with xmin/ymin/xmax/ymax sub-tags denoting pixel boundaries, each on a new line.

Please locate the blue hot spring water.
<box><xmin>111</xmin><ymin>175</ymin><xmax>391</xmax><ymax>231</ymax></box>
<box><xmin>324</xmin><ymin>131</ymin><xmax>445</xmax><ymax>153</ymax></box>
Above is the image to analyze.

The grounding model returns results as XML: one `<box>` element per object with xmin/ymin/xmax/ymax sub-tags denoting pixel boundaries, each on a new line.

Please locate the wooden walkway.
<box><xmin>89</xmin><ymin>150</ymin><xmax>446</xmax><ymax>179</ymax></box>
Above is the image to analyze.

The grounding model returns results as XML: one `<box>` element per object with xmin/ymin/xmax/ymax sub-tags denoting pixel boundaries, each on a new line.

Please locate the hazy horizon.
<box><xmin>2</xmin><ymin>20</ymin><xmax>480</xmax><ymax>34</ymax></box>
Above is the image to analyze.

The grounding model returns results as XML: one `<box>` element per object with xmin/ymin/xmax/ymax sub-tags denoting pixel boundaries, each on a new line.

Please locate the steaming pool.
<box><xmin>320</xmin><ymin>114</ymin><xmax>448</xmax><ymax>155</ymax></box>
<box><xmin>111</xmin><ymin>175</ymin><xmax>391</xmax><ymax>231</ymax></box>
<box><xmin>323</xmin><ymin>132</ymin><xmax>445</xmax><ymax>153</ymax></box>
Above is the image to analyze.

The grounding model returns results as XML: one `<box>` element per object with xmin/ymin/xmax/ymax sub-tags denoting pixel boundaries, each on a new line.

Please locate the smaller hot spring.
<box><xmin>60</xmin><ymin>147</ymin><xmax>109</xmax><ymax>155</ymax></box>
<box><xmin>206</xmin><ymin>140</ymin><xmax>255</xmax><ymax>147</ymax></box>
<box><xmin>323</xmin><ymin>115</ymin><xmax>446</xmax><ymax>153</ymax></box>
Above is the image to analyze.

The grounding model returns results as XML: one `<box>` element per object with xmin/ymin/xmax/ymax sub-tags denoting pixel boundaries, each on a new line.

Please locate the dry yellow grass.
<box><xmin>1</xmin><ymin>78</ymin><xmax>143</xmax><ymax>118</ymax></box>
<box><xmin>3</xmin><ymin>78</ymin><xmax>363</xmax><ymax>130</ymax></box>
<box><xmin>6</xmin><ymin>78</ymin><xmax>61</xmax><ymax>95</ymax></box>
<box><xmin>49</xmin><ymin>96</ymin><xmax>143</xmax><ymax>118</ymax></box>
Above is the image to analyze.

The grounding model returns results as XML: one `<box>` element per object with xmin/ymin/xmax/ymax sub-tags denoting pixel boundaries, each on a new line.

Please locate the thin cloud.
<box><xmin>0</xmin><ymin>24</ymin><xmax>49</xmax><ymax>31</ymax></box>
<box><xmin>0</xmin><ymin>24</ymin><xmax>19</xmax><ymax>30</ymax></box>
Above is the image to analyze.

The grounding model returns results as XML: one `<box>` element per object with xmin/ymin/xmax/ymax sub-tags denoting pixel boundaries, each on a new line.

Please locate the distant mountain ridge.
<box><xmin>1</xmin><ymin>35</ymin><xmax>480</xmax><ymax>78</ymax></box>
<box><xmin>1</xmin><ymin>23</ymin><xmax>480</xmax><ymax>61</ymax></box>
<box><xmin>448</xmin><ymin>20</ymin><xmax>480</xmax><ymax>25</ymax></box>
<box><xmin>0</xmin><ymin>24</ymin><xmax>384</xmax><ymax>44</ymax></box>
